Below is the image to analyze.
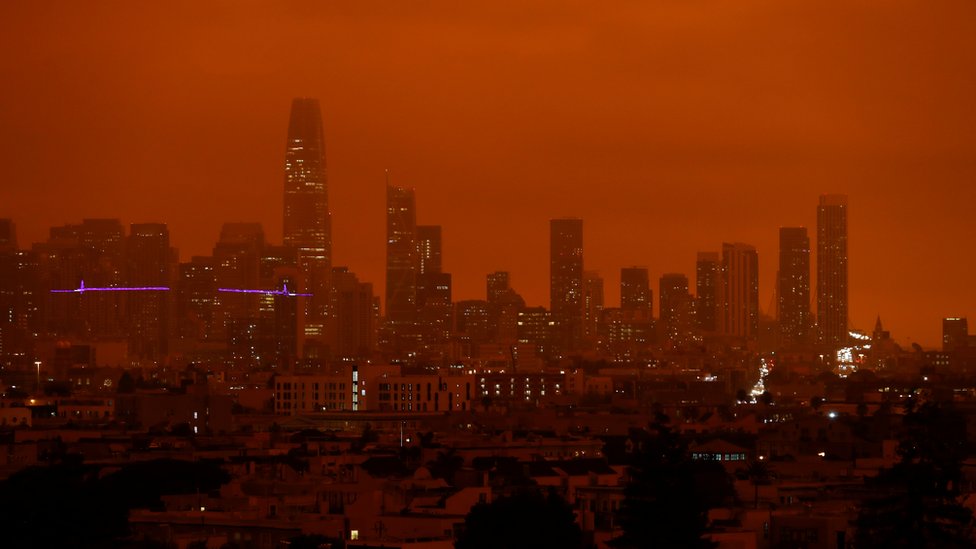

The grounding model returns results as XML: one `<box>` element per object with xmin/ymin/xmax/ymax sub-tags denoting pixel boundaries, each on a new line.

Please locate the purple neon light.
<box><xmin>51</xmin><ymin>280</ymin><xmax>170</xmax><ymax>293</ymax></box>
<box><xmin>217</xmin><ymin>283</ymin><xmax>311</xmax><ymax>297</ymax></box>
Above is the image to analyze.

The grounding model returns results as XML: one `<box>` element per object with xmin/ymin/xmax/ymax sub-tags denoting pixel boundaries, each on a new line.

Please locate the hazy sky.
<box><xmin>2</xmin><ymin>1</ymin><xmax>974</xmax><ymax>347</ymax></box>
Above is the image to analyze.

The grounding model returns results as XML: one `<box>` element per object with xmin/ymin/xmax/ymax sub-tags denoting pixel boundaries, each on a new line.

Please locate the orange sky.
<box><xmin>2</xmin><ymin>1</ymin><xmax>975</xmax><ymax>348</ymax></box>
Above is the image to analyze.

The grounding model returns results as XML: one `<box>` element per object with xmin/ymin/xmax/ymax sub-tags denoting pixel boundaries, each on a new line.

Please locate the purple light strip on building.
<box><xmin>51</xmin><ymin>286</ymin><xmax>170</xmax><ymax>293</ymax></box>
<box><xmin>217</xmin><ymin>283</ymin><xmax>312</xmax><ymax>297</ymax></box>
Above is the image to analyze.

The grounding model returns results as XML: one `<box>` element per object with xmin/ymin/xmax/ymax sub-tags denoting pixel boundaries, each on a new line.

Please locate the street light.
<box><xmin>34</xmin><ymin>361</ymin><xmax>41</xmax><ymax>393</ymax></box>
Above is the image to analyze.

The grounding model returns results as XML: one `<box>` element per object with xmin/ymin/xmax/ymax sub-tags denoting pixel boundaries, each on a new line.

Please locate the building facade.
<box><xmin>550</xmin><ymin>218</ymin><xmax>583</xmax><ymax>356</ymax></box>
<box><xmin>778</xmin><ymin>227</ymin><xmax>811</xmax><ymax>347</ymax></box>
<box><xmin>817</xmin><ymin>194</ymin><xmax>848</xmax><ymax>347</ymax></box>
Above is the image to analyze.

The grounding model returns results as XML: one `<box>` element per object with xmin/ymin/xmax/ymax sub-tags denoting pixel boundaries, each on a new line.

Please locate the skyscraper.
<box><xmin>126</xmin><ymin>223</ymin><xmax>173</xmax><ymax>361</ymax></box>
<box><xmin>329</xmin><ymin>267</ymin><xmax>376</xmax><ymax>359</ymax></box>
<box><xmin>0</xmin><ymin>251</ymin><xmax>38</xmax><ymax>366</ymax></box>
<box><xmin>283</xmin><ymin>98</ymin><xmax>332</xmax><ymax>337</ymax></box>
<box><xmin>456</xmin><ymin>300</ymin><xmax>491</xmax><ymax>350</ymax></box>
<box><xmin>213</xmin><ymin>223</ymin><xmax>265</xmax><ymax>362</ymax></box>
<box><xmin>486</xmin><ymin>271</ymin><xmax>510</xmax><ymax>305</ymax></box>
<box><xmin>0</xmin><ymin>219</ymin><xmax>16</xmax><ymax>251</ymax></box>
<box><xmin>417</xmin><ymin>272</ymin><xmax>453</xmax><ymax>344</ymax></box>
<box><xmin>550</xmin><ymin>218</ymin><xmax>583</xmax><ymax>355</ymax></box>
<box><xmin>385</xmin><ymin>184</ymin><xmax>418</xmax><ymax>327</ymax></box>
<box><xmin>695</xmin><ymin>252</ymin><xmax>721</xmax><ymax>334</ymax></box>
<box><xmin>720</xmin><ymin>243</ymin><xmax>759</xmax><ymax>340</ymax></box>
<box><xmin>943</xmin><ymin>317</ymin><xmax>969</xmax><ymax>352</ymax></box>
<box><xmin>620</xmin><ymin>267</ymin><xmax>652</xmax><ymax>315</ymax></box>
<box><xmin>660</xmin><ymin>273</ymin><xmax>694</xmax><ymax>348</ymax></box>
<box><xmin>778</xmin><ymin>227</ymin><xmax>811</xmax><ymax>347</ymax></box>
<box><xmin>416</xmin><ymin>225</ymin><xmax>442</xmax><ymax>276</ymax></box>
<box><xmin>62</xmin><ymin>219</ymin><xmax>127</xmax><ymax>338</ymax></box>
<box><xmin>415</xmin><ymin>224</ymin><xmax>450</xmax><ymax>345</ymax></box>
<box><xmin>817</xmin><ymin>194</ymin><xmax>848</xmax><ymax>347</ymax></box>
<box><xmin>582</xmin><ymin>270</ymin><xmax>604</xmax><ymax>344</ymax></box>
<box><xmin>283</xmin><ymin>98</ymin><xmax>331</xmax><ymax>264</ymax></box>
<box><xmin>176</xmin><ymin>256</ymin><xmax>217</xmax><ymax>342</ymax></box>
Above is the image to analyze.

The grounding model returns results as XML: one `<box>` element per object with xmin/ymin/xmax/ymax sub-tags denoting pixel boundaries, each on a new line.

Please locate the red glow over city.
<box><xmin>1</xmin><ymin>3</ymin><xmax>975</xmax><ymax>548</ymax></box>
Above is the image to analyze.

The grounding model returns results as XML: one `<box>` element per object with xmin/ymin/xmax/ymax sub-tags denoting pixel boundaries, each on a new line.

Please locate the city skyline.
<box><xmin>0</xmin><ymin>185</ymin><xmax>955</xmax><ymax>350</ymax></box>
<box><xmin>2</xmin><ymin>2</ymin><xmax>975</xmax><ymax>347</ymax></box>
<box><xmin>3</xmin><ymin>5</ymin><xmax>976</xmax><ymax>548</ymax></box>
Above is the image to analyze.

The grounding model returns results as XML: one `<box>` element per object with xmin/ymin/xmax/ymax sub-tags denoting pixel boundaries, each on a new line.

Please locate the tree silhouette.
<box><xmin>856</xmin><ymin>400</ymin><xmax>974</xmax><ymax>547</ymax></box>
<box><xmin>117</xmin><ymin>371</ymin><xmax>136</xmax><ymax>394</ymax></box>
<box><xmin>427</xmin><ymin>448</ymin><xmax>463</xmax><ymax>485</ymax></box>
<box><xmin>455</xmin><ymin>488</ymin><xmax>582</xmax><ymax>549</ymax></box>
<box><xmin>744</xmin><ymin>459</ymin><xmax>772</xmax><ymax>509</ymax></box>
<box><xmin>611</xmin><ymin>424</ymin><xmax>728</xmax><ymax>549</ymax></box>
<box><xmin>0</xmin><ymin>460</ymin><xmax>128</xmax><ymax>547</ymax></box>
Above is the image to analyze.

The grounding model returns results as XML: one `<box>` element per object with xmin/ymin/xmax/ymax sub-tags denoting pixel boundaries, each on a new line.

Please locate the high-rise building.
<box><xmin>213</xmin><ymin>223</ymin><xmax>265</xmax><ymax>357</ymax></box>
<box><xmin>695</xmin><ymin>253</ymin><xmax>721</xmax><ymax>334</ymax></box>
<box><xmin>583</xmin><ymin>271</ymin><xmax>604</xmax><ymax>344</ymax></box>
<box><xmin>518</xmin><ymin>306</ymin><xmax>554</xmax><ymax>360</ymax></box>
<box><xmin>0</xmin><ymin>248</ymin><xmax>39</xmax><ymax>367</ymax></box>
<box><xmin>660</xmin><ymin>273</ymin><xmax>694</xmax><ymax>348</ymax></box>
<box><xmin>720</xmin><ymin>243</ymin><xmax>759</xmax><ymax>340</ymax></box>
<box><xmin>0</xmin><ymin>219</ymin><xmax>16</xmax><ymax>251</ymax></box>
<box><xmin>58</xmin><ymin>219</ymin><xmax>127</xmax><ymax>339</ymax></box>
<box><xmin>456</xmin><ymin>300</ymin><xmax>491</xmax><ymax>351</ymax></box>
<box><xmin>385</xmin><ymin>184</ymin><xmax>418</xmax><ymax>328</ymax></box>
<box><xmin>486</xmin><ymin>271</ymin><xmax>510</xmax><ymax>305</ymax></box>
<box><xmin>620</xmin><ymin>267</ymin><xmax>652</xmax><ymax>315</ymax></box>
<box><xmin>283</xmin><ymin>98</ymin><xmax>332</xmax><ymax>265</ymax></box>
<box><xmin>35</xmin><ymin>229</ymin><xmax>82</xmax><ymax>337</ymax></box>
<box><xmin>329</xmin><ymin>267</ymin><xmax>376</xmax><ymax>359</ymax></box>
<box><xmin>283</xmin><ymin>98</ymin><xmax>332</xmax><ymax>346</ymax></box>
<box><xmin>126</xmin><ymin>223</ymin><xmax>173</xmax><ymax>361</ymax></box>
<box><xmin>943</xmin><ymin>317</ymin><xmax>969</xmax><ymax>352</ymax></box>
<box><xmin>176</xmin><ymin>256</ymin><xmax>218</xmax><ymax>343</ymax></box>
<box><xmin>550</xmin><ymin>218</ymin><xmax>583</xmax><ymax>355</ymax></box>
<box><xmin>778</xmin><ymin>227</ymin><xmax>811</xmax><ymax>347</ymax></box>
<box><xmin>415</xmin><ymin>224</ymin><xmax>450</xmax><ymax>345</ymax></box>
<box><xmin>417</xmin><ymin>272</ymin><xmax>453</xmax><ymax>344</ymax></box>
<box><xmin>486</xmin><ymin>271</ymin><xmax>521</xmax><ymax>344</ymax></box>
<box><xmin>817</xmin><ymin>194</ymin><xmax>848</xmax><ymax>347</ymax></box>
<box><xmin>416</xmin><ymin>225</ymin><xmax>442</xmax><ymax>276</ymax></box>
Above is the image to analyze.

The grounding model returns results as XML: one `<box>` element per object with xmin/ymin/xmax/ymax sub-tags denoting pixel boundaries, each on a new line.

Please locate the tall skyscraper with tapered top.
<box><xmin>283</xmin><ymin>98</ymin><xmax>331</xmax><ymax>262</ymax></box>
<box><xmin>817</xmin><ymin>194</ymin><xmax>848</xmax><ymax>347</ymax></box>
<box><xmin>550</xmin><ymin>218</ymin><xmax>583</xmax><ymax>355</ymax></box>
<box><xmin>283</xmin><ymin>98</ymin><xmax>332</xmax><ymax>344</ymax></box>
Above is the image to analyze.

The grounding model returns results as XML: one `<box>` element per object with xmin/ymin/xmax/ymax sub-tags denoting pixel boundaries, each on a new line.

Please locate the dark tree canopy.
<box><xmin>0</xmin><ymin>458</ymin><xmax>231</xmax><ymax>548</ymax></box>
<box><xmin>99</xmin><ymin>458</ymin><xmax>231</xmax><ymax>509</ymax></box>
<box><xmin>427</xmin><ymin>448</ymin><xmax>463</xmax><ymax>485</ymax></box>
<box><xmin>117</xmin><ymin>371</ymin><xmax>137</xmax><ymax>394</ymax></box>
<box><xmin>611</xmin><ymin>424</ymin><xmax>731</xmax><ymax>549</ymax></box>
<box><xmin>455</xmin><ymin>488</ymin><xmax>583</xmax><ymax>549</ymax></box>
<box><xmin>0</xmin><ymin>461</ymin><xmax>126</xmax><ymax>547</ymax></box>
<box><xmin>856</xmin><ymin>400</ymin><xmax>974</xmax><ymax>548</ymax></box>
